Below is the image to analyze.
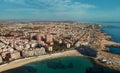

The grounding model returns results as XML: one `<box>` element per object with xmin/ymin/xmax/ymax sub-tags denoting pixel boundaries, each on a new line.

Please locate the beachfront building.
<box><xmin>22</xmin><ymin>50</ymin><xmax>29</xmax><ymax>57</ymax></box>
<box><xmin>28</xmin><ymin>50</ymin><xmax>34</xmax><ymax>57</ymax></box>
<box><xmin>48</xmin><ymin>46</ymin><xmax>53</xmax><ymax>52</ymax></box>
<box><xmin>0</xmin><ymin>56</ymin><xmax>3</xmax><ymax>64</ymax></box>
<box><xmin>37</xmin><ymin>47</ymin><xmax>46</xmax><ymax>55</ymax></box>
<box><xmin>21</xmin><ymin>47</ymin><xmax>46</xmax><ymax>57</ymax></box>
<box><xmin>75</xmin><ymin>41</ymin><xmax>81</xmax><ymax>47</ymax></box>
<box><xmin>66</xmin><ymin>43</ymin><xmax>71</xmax><ymax>48</ymax></box>
<box><xmin>10</xmin><ymin>51</ymin><xmax>21</xmax><ymax>60</ymax></box>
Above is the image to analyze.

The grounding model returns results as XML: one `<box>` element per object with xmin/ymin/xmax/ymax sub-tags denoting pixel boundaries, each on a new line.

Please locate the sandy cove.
<box><xmin>0</xmin><ymin>50</ymin><xmax>82</xmax><ymax>72</ymax></box>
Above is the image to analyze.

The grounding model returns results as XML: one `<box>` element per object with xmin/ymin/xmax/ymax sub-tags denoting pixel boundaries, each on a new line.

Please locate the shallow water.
<box><xmin>3</xmin><ymin>56</ymin><xmax>120</xmax><ymax>73</ymax></box>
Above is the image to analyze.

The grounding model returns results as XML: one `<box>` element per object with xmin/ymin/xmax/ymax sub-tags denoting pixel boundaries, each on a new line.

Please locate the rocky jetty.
<box><xmin>101</xmin><ymin>40</ymin><xmax>120</xmax><ymax>50</ymax></box>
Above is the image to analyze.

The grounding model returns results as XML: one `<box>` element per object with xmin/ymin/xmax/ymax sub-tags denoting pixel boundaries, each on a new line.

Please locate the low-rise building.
<box><xmin>0</xmin><ymin>56</ymin><xmax>3</xmax><ymax>64</ymax></box>
<box><xmin>24</xmin><ymin>44</ymin><xmax>30</xmax><ymax>50</ymax></box>
<box><xmin>66</xmin><ymin>43</ymin><xmax>71</xmax><ymax>48</ymax></box>
<box><xmin>10</xmin><ymin>51</ymin><xmax>21</xmax><ymax>60</ymax></box>
<box><xmin>48</xmin><ymin>46</ymin><xmax>53</xmax><ymax>52</ymax></box>
<box><xmin>28</xmin><ymin>50</ymin><xmax>34</xmax><ymax>57</ymax></box>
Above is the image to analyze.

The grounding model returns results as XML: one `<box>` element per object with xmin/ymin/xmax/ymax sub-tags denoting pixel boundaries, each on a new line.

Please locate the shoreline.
<box><xmin>86</xmin><ymin>57</ymin><xmax>120</xmax><ymax>73</ymax></box>
<box><xmin>0</xmin><ymin>22</ymin><xmax>120</xmax><ymax>72</ymax></box>
<box><xmin>0</xmin><ymin>50</ymin><xmax>82</xmax><ymax>72</ymax></box>
<box><xmin>93</xmin><ymin>58</ymin><xmax>120</xmax><ymax>71</ymax></box>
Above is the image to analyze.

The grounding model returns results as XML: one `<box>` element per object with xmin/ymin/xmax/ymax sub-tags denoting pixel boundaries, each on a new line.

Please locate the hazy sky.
<box><xmin>0</xmin><ymin>0</ymin><xmax>120</xmax><ymax>22</ymax></box>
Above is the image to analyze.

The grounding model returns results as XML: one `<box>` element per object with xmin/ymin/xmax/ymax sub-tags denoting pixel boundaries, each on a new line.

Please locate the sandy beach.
<box><xmin>0</xmin><ymin>50</ymin><xmax>82</xmax><ymax>72</ymax></box>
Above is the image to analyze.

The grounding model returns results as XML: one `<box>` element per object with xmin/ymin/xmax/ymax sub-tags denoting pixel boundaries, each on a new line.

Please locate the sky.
<box><xmin>0</xmin><ymin>0</ymin><xmax>120</xmax><ymax>22</ymax></box>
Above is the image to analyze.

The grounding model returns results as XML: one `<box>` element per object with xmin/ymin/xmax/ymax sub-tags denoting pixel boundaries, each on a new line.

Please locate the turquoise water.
<box><xmin>3</xmin><ymin>57</ymin><xmax>93</xmax><ymax>73</ymax></box>
<box><xmin>2</xmin><ymin>56</ymin><xmax>120</xmax><ymax>73</ymax></box>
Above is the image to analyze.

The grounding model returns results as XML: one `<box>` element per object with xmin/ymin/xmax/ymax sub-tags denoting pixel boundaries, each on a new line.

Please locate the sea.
<box><xmin>100</xmin><ymin>22</ymin><xmax>120</xmax><ymax>55</ymax></box>
<box><xmin>2</xmin><ymin>22</ymin><xmax>120</xmax><ymax>73</ymax></box>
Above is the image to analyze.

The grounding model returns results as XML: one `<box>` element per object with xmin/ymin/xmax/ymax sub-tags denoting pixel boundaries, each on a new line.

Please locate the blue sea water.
<box><xmin>101</xmin><ymin>22</ymin><xmax>120</xmax><ymax>43</ymax></box>
<box><xmin>88</xmin><ymin>22</ymin><xmax>120</xmax><ymax>55</ymax></box>
<box><xmin>100</xmin><ymin>22</ymin><xmax>120</xmax><ymax>55</ymax></box>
